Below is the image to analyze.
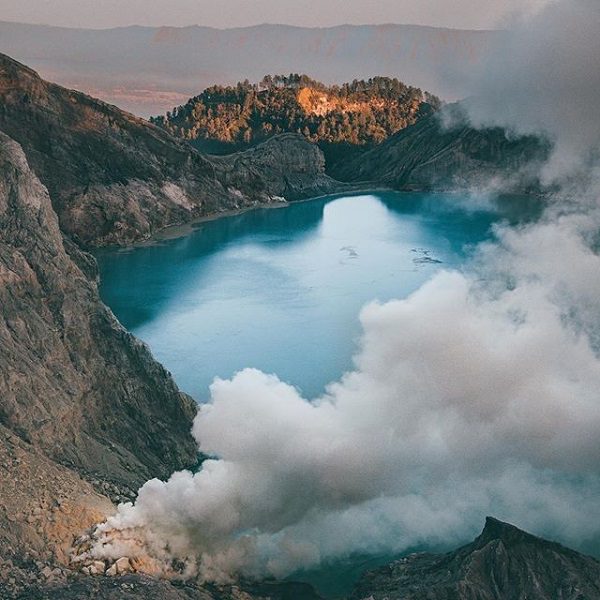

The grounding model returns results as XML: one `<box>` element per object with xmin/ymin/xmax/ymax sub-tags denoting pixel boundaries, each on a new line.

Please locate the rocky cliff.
<box><xmin>209</xmin><ymin>133</ymin><xmax>346</xmax><ymax>201</ymax></box>
<box><xmin>0</xmin><ymin>129</ymin><xmax>199</xmax><ymax>490</ymax></box>
<box><xmin>0</xmin><ymin>105</ymin><xmax>328</xmax><ymax>600</ymax></box>
<box><xmin>0</xmin><ymin>53</ymin><xmax>345</xmax><ymax>247</ymax></box>
<box><xmin>333</xmin><ymin>106</ymin><xmax>548</xmax><ymax>192</ymax></box>
<box><xmin>351</xmin><ymin>517</ymin><xmax>600</xmax><ymax>600</ymax></box>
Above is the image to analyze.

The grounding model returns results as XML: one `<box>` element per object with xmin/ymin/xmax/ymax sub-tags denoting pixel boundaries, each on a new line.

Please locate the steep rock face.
<box><xmin>0</xmin><ymin>53</ymin><xmax>344</xmax><ymax>247</ymax></box>
<box><xmin>210</xmin><ymin>133</ymin><xmax>348</xmax><ymax>201</ymax></box>
<box><xmin>351</xmin><ymin>517</ymin><xmax>600</xmax><ymax>600</ymax></box>
<box><xmin>0</xmin><ymin>131</ymin><xmax>197</xmax><ymax>489</ymax></box>
<box><xmin>334</xmin><ymin>107</ymin><xmax>547</xmax><ymax>192</ymax></box>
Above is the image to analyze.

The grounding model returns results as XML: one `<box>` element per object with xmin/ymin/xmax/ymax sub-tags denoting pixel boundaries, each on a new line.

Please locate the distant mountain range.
<box><xmin>0</xmin><ymin>21</ymin><xmax>500</xmax><ymax>116</ymax></box>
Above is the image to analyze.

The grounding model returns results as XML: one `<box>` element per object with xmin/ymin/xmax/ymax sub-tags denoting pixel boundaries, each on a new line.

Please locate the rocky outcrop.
<box><xmin>0</xmin><ymin>132</ymin><xmax>198</xmax><ymax>490</ymax></box>
<box><xmin>18</xmin><ymin>576</ymin><xmax>324</xmax><ymax>600</ymax></box>
<box><xmin>210</xmin><ymin>133</ymin><xmax>349</xmax><ymax>201</ymax></box>
<box><xmin>350</xmin><ymin>517</ymin><xmax>600</xmax><ymax>600</ymax></box>
<box><xmin>333</xmin><ymin>106</ymin><xmax>548</xmax><ymax>192</ymax></box>
<box><xmin>0</xmin><ymin>423</ymin><xmax>115</xmax><ymax>597</ymax></box>
<box><xmin>0</xmin><ymin>53</ymin><xmax>345</xmax><ymax>247</ymax></box>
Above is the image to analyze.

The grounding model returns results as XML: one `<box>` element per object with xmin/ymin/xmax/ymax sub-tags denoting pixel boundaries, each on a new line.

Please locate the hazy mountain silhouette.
<box><xmin>0</xmin><ymin>21</ymin><xmax>500</xmax><ymax>115</ymax></box>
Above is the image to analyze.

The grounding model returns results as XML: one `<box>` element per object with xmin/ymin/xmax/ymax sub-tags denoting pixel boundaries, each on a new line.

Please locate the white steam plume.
<box><xmin>89</xmin><ymin>0</ymin><xmax>600</xmax><ymax>582</ymax></box>
<box><xmin>464</xmin><ymin>0</ymin><xmax>600</xmax><ymax>182</ymax></box>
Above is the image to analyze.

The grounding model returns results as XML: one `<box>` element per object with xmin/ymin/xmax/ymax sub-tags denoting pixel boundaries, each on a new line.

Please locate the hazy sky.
<box><xmin>0</xmin><ymin>0</ymin><xmax>551</xmax><ymax>30</ymax></box>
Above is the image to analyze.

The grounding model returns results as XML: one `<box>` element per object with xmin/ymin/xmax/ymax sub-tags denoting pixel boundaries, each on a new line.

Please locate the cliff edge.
<box><xmin>0</xmin><ymin>53</ymin><xmax>346</xmax><ymax>247</ymax></box>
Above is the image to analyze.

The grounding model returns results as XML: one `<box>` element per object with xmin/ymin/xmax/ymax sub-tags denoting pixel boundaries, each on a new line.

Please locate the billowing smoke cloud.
<box><xmin>88</xmin><ymin>0</ymin><xmax>600</xmax><ymax>582</ymax></box>
<box><xmin>464</xmin><ymin>0</ymin><xmax>600</xmax><ymax>182</ymax></box>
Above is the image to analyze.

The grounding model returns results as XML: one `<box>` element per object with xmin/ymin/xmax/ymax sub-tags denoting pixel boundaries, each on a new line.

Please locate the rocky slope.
<box><xmin>0</xmin><ymin>53</ymin><xmax>346</xmax><ymax>247</ymax></box>
<box><xmin>0</xmin><ymin>122</ymin><xmax>327</xmax><ymax>600</ymax></box>
<box><xmin>18</xmin><ymin>576</ymin><xmax>324</xmax><ymax>600</ymax></box>
<box><xmin>0</xmin><ymin>129</ymin><xmax>200</xmax><ymax>567</ymax></box>
<box><xmin>208</xmin><ymin>133</ymin><xmax>348</xmax><ymax>201</ymax></box>
<box><xmin>0</xmin><ymin>422</ymin><xmax>115</xmax><ymax>596</ymax></box>
<box><xmin>333</xmin><ymin>105</ymin><xmax>548</xmax><ymax>192</ymax></box>
<box><xmin>351</xmin><ymin>517</ymin><xmax>600</xmax><ymax>600</ymax></box>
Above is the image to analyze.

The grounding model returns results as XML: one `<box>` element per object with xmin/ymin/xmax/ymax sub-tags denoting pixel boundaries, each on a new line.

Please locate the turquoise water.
<box><xmin>95</xmin><ymin>192</ymin><xmax>498</xmax><ymax>402</ymax></box>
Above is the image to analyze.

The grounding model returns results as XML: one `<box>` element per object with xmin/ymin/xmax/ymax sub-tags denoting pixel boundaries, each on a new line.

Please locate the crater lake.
<box><xmin>95</xmin><ymin>192</ymin><xmax>510</xmax><ymax>402</ymax></box>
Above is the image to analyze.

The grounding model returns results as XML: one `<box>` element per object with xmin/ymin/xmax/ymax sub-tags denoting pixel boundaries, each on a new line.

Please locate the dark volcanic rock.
<box><xmin>334</xmin><ymin>106</ymin><xmax>548</xmax><ymax>193</ymax></box>
<box><xmin>13</xmin><ymin>574</ymin><xmax>209</xmax><ymax>600</ymax></box>
<box><xmin>0</xmin><ymin>53</ymin><xmax>345</xmax><ymax>247</ymax></box>
<box><xmin>15</xmin><ymin>573</ymin><xmax>323</xmax><ymax>600</ymax></box>
<box><xmin>0</xmin><ymin>131</ymin><xmax>197</xmax><ymax>489</ymax></box>
<box><xmin>210</xmin><ymin>133</ymin><xmax>347</xmax><ymax>202</ymax></box>
<box><xmin>350</xmin><ymin>517</ymin><xmax>600</xmax><ymax>600</ymax></box>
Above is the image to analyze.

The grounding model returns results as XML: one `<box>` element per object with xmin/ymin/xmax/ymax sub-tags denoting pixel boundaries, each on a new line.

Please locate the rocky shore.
<box><xmin>0</xmin><ymin>53</ymin><xmax>349</xmax><ymax>248</ymax></box>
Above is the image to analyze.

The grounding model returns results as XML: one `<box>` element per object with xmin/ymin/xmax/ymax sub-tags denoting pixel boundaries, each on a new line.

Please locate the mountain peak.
<box><xmin>351</xmin><ymin>518</ymin><xmax>600</xmax><ymax>599</ymax></box>
<box><xmin>478</xmin><ymin>515</ymin><xmax>536</xmax><ymax>545</ymax></box>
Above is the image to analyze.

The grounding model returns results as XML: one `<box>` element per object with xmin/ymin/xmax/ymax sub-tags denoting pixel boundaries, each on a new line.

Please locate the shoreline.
<box><xmin>97</xmin><ymin>185</ymin><xmax>543</xmax><ymax>253</ymax></box>
<box><xmin>108</xmin><ymin>185</ymin><xmax>391</xmax><ymax>251</ymax></box>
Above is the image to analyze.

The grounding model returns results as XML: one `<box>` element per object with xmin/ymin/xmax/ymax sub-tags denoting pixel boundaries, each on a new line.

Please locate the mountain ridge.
<box><xmin>333</xmin><ymin>104</ymin><xmax>548</xmax><ymax>193</ymax></box>
<box><xmin>152</xmin><ymin>74</ymin><xmax>438</xmax><ymax>168</ymax></box>
<box><xmin>350</xmin><ymin>516</ymin><xmax>600</xmax><ymax>600</ymax></box>
<box><xmin>0</xmin><ymin>20</ymin><xmax>500</xmax><ymax>115</ymax></box>
<box><xmin>0</xmin><ymin>52</ymin><xmax>347</xmax><ymax>247</ymax></box>
<box><xmin>0</xmin><ymin>20</ymin><xmax>499</xmax><ymax>33</ymax></box>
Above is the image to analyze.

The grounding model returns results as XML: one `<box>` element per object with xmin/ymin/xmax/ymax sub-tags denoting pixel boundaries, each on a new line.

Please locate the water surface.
<box><xmin>96</xmin><ymin>192</ymin><xmax>497</xmax><ymax>401</ymax></box>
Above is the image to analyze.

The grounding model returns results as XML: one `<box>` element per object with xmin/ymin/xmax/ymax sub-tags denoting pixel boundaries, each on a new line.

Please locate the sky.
<box><xmin>0</xmin><ymin>0</ymin><xmax>551</xmax><ymax>30</ymax></box>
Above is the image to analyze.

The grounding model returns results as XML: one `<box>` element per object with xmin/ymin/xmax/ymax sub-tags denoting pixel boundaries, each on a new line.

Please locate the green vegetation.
<box><xmin>151</xmin><ymin>74</ymin><xmax>441</xmax><ymax>168</ymax></box>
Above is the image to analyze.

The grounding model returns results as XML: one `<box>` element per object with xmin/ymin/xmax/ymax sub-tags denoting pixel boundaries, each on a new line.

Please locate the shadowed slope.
<box><xmin>351</xmin><ymin>517</ymin><xmax>600</xmax><ymax>599</ymax></box>
<box><xmin>0</xmin><ymin>131</ymin><xmax>197</xmax><ymax>489</ymax></box>
<box><xmin>333</xmin><ymin>106</ymin><xmax>548</xmax><ymax>192</ymax></box>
